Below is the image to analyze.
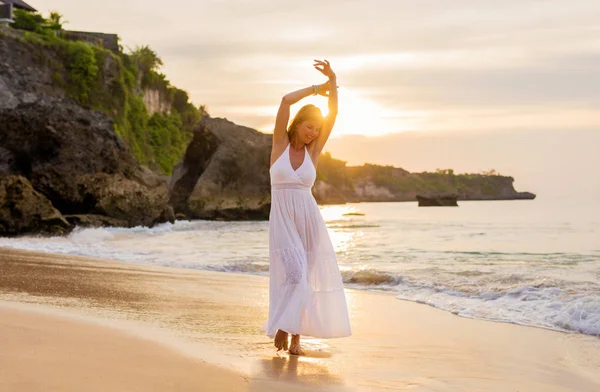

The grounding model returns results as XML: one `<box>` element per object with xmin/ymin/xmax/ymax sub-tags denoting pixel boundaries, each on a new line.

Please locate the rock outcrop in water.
<box><xmin>416</xmin><ymin>193</ymin><xmax>459</xmax><ymax>207</ymax></box>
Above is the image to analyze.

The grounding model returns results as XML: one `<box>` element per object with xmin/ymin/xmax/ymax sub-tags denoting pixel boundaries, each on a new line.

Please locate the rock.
<box><xmin>0</xmin><ymin>147</ymin><xmax>16</xmax><ymax>174</ymax></box>
<box><xmin>169</xmin><ymin>122</ymin><xmax>220</xmax><ymax>209</ymax></box>
<box><xmin>170</xmin><ymin>117</ymin><xmax>272</xmax><ymax>220</ymax></box>
<box><xmin>416</xmin><ymin>193</ymin><xmax>459</xmax><ymax>207</ymax></box>
<box><xmin>63</xmin><ymin>214</ymin><xmax>129</xmax><ymax>228</ymax></box>
<box><xmin>17</xmin><ymin>91</ymin><xmax>38</xmax><ymax>104</ymax></box>
<box><xmin>0</xmin><ymin>33</ymin><xmax>176</xmax><ymax>234</ymax></box>
<box><xmin>312</xmin><ymin>180</ymin><xmax>347</xmax><ymax>205</ymax></box>
<box><xmin>0</xmin><ymin>98</ymin><xmax>169</xmax><ymax>227</ymax></box>
<box><xmin>0</xmin><ymin>175</ymin><xmax>72</xmax><ymax>236</ymax></box>
<box><xmin>514</xmin><ymin>192</ymin><xmax>536</xmax><ymax>200</ymax></box>
<box><xmin>143</xmin><ymin>87</ymin><xmax>172</xmax><ymax>116</ymax></box>
<box><xmin>174</xmin><ymin>213</ymin><xmax>188</xmax><ymax>221</ymax></box>
<box><xmin>132</xmin><ymin>166</ymin><xmax>170</xmax><ymax>190</ymax></box>
<box><xmin>0</xmin><ymin>31</ymin><xmax>67</xmax><ymax>101</ymax></box>
<box><xmin>353</xmin><ymin>179</ymin><xmax>396</xmax><ymax>201</ymax></box>
<box><xmin>0</xmin><ymin>98</ymin><xmax>138</xmax><ymax>211</ymax></box>
<box><xmin>157</xmin><ymin>205</ymin><xmax>175</xmax><ymax>224</ymax></box>
<box><xmin>78</xmin><ymin>173</ymin><xmax>169</xmax><ymax>227</ymax></box>
<box><xmin>0</xmin><ymin>75</ymin><xmax>19</xmax><ymax>109</ymax></box>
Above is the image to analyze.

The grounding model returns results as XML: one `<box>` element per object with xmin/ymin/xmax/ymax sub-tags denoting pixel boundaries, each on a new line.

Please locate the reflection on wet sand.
<box><xmin>257</xmin><ymin>353</ymin><xmax>342</xmax><ymax>386</ymax></box>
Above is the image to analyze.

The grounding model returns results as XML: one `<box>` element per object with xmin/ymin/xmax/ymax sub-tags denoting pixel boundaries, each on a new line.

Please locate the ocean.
<box><xmin>1</xmin><ymin>197</ymin><xmax>598</xmax><ymax>336</ymax></box>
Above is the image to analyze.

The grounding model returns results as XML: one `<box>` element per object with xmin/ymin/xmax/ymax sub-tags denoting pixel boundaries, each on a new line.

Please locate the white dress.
<box><xmin>261</xmin><ymin>143</ymin><xmax>351</xmax><ymax>339</ymax></box>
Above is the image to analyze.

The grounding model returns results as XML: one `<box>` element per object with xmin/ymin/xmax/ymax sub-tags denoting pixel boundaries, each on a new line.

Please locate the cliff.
<box><xmin>0</xmin><ymin>26</ymin><xmax>175</xmax><ymax>235</ymax></box>
<box><xmin>170</xmin><ymin>117</ymin><xmax>271</xmax><ymax>220</ymax></box>
<box><xmin>170</xmin><ymin>117</ymin><xmax>535</xmax><ymax>220</ymax></box>
<box><xmin>314</xmin><ymin>162</ymin><xmax>536</xmax><ymax>203</ymax></box>
<box><xmin>0</xmin><ymin>22</ymin><xmax>535</xmax><ymax>236</ymax></box>
<box><xmin>0</xmin><ymin>24</ymin><xmax>200</xmax><ymax>174</ymax></box>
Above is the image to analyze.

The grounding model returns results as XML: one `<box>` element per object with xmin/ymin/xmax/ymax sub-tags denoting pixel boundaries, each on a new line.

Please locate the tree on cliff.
<box><xmin>11</xmin><ymin>9</ymin><xmax>65</xmax><ymax>35</ymax></box>
<box><xmin>130</xmin><ymin>46</ymin><xmax>163</xmax><ymax>81</ymax></box>
<box><xmin>46</xmin><ymin>11</ymin><xmax>66</xmax><ymax>31</ymax></box>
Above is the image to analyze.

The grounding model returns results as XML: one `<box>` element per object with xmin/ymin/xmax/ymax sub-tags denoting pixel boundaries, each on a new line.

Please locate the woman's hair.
<box><xmin>287</xmin><ymin>104</ymin><xmax>324</xmax><ymax>141</ymax></box>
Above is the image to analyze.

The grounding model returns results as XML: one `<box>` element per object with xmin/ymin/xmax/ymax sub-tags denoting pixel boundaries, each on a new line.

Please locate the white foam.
<box><xmin>1</xmin><ymin>206</ymin><xmax>599</xmax><ymax>338</ymax></box>
<box><xmin>395</xmin><ymin>281</ymin><xmax>600</xmax><ymax>336</ymax></box>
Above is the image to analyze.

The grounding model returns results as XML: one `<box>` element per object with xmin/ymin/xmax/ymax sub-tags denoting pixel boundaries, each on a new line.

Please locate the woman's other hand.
<box><xmin>314</xmin><ymin>59</ymin><xmax>336</xmax><ymax>79</ymax></box>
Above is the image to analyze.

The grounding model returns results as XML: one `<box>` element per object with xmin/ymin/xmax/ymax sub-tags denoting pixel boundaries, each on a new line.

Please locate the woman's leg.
<box><xmin>274</xmin><ymin>329</ymin><xmax>289</xmax><ymax>351</ymax></box>
<box><xmin>289</xmin><ymin>334</ymin><xmax>305</xmax><ymax>355</ymax></box>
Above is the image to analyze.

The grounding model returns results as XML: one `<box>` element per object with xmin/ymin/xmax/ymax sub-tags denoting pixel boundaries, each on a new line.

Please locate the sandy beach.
<box><xmin>1</xmin><ymin>247</ymin><xmax>599</xmax><ymax>391</ymax></box>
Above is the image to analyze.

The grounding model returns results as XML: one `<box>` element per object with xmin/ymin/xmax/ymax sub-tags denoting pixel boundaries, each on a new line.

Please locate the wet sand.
<box><xmin>1</xmin><ymin>247</ymin><xmax>599</xmax><ymax>391</ymax></box>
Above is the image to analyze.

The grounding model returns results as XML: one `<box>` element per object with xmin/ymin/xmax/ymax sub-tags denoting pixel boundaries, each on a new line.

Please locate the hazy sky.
<box><xmin>31</xmin><ymin>0</ymin><xmax>600</xmax><ymax>199</ymax></box>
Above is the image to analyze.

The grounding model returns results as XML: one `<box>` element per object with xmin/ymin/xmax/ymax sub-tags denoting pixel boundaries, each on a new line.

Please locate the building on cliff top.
<box><xmin>1</xmin><ymin>0</ymin><xmax>36</xmax><ymax>12</ymax></box>
<box><xmin>0</xmin><ymin>0</ymin><xmax>36</xmax><ymax>26</ymax></box>
<box><xmin>0</xmin><ymin>1</ymin><xmax>119</xmax><ymax>53</ymax></box>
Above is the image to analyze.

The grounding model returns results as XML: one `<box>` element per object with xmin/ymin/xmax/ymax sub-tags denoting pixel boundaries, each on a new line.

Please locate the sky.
<box><xmin>30</xmin><ymin>0</ymin><xmax>600</xmax><ymax>199</ymax></box>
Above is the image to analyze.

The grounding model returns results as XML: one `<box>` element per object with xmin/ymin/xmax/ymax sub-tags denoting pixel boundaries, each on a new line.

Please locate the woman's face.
<box><xmin>297</xmin><ymin>120</ymin><xmax>320</xmax><ymax>144</ymax></box>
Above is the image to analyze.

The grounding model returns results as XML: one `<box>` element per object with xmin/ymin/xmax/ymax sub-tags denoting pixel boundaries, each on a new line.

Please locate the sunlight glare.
<box><xmin>319</xmin><ymin>205</ymin><xmax>365</xmax><ymax>253</ymax></box>
<box><xmin>319</xmin><ymin>205</ymin><xmax>358</xmax><ymax>221</ymax></box>
<box><xmin>289</xmin><ymin>87</ymin><xmax>403</xmax><ymax>136</ymax></box>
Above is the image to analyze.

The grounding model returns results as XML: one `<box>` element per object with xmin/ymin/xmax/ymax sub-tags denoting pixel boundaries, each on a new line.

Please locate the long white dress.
<box><xmin>261</xmin><ymin>143</ymin><xmax>351</xmax><ymax>339</ymax></box>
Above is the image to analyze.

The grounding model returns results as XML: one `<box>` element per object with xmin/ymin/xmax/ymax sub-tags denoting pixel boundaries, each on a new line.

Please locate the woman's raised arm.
<box><xmin>272</xmin><ymin>86</ymin><xmax>314</xmax><ymax>147</ymax></box>
<box><xmin>311</xmin><ymin>60</ymin><xmax>338</xmax><ymax>155</ymax></box>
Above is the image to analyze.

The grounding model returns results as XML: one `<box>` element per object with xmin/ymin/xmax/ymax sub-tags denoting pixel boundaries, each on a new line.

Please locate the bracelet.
<box><xmin>312</xmin><ymin>84</ymin><xmax>319</xmax><ymax>96</ymax></box>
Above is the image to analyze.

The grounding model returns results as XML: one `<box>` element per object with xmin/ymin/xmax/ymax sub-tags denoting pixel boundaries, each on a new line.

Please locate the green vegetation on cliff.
<box><xmin>316</xmin><ymin>154</ymin><xmax>524</xmax><ymax>200</ymax></box>
<box><xmin>10</xmin><ymin>9</ymin><xmax>64</xmax><ymax>35</ymax></box>
<box><xmin>315</xmin><ymin>152</ymin><xmax>354</xmax><ymax>190</ymax></box>
<box><xmin>9</xmin><ymin>11</ymin><xmax>202</xmax><ymax>175</ymax></box>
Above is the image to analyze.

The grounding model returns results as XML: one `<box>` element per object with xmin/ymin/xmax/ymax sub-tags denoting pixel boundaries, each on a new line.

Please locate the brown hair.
<box><xmin>287</xmin><ymin>104</ymin><xmax>324</xmax><ymax>141</ymax></box>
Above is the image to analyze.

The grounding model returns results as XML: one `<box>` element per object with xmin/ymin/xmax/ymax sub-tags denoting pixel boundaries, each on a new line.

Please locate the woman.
<box><xmin>261</xmin><ymin>60</ymin><xmax>351</xmax><ymax>355</ymax></box>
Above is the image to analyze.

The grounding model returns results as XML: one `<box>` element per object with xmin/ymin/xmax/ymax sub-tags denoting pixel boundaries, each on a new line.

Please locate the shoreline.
<box><xmin>1</xmin><ymin>240</ymin><xmax>597</xmax><ymax>339</ymax></box>
<box><xmin>1</xmin><ymin>247</ymin><xmax>599</xmax><ymax>391</ymax></box>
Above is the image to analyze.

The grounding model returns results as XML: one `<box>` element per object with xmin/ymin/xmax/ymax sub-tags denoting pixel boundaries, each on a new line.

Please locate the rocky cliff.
<box><xmin>143</xmin><ymin>87</ymin><xmax>172</xmax><ymax>116</ymax></box>
<box><xmin>169</xmin><ymin>117</ymin><xmax>272</xmax><ymax>220</ymax></box>
<box><xmin>169</xmin><ymin>117</ymin><xmax>535</xmax><ymax>220</ymax></box>
<box><xmin>0</xmin><ymin>95</ymin><xmax>171</xmax><ymax>235</ymax></box>
<box><xmin>0</xmin><ymin>27</ymin><xmax>171</xmax><ymax>236</ymax></box>
<box><xmin>0</xmin><ymin>24</ymin><xmax>535</xmax><ymax>236</ymax></box>
<box><xmin>316</xmin><ymin>164</ymin><xmax>536</xmax><ymax>203</ymax></box>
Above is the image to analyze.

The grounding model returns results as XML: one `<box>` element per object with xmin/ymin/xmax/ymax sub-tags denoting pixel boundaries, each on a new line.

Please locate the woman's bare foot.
<box><xmin>274</xmin><ymin>329</ymin><xmax>289</xmax><ymax>351</ymax></box>
<box><xmin>289</xmin><ymin>334</ymin><xmax>305</xmax><ymax>356</ymax></box>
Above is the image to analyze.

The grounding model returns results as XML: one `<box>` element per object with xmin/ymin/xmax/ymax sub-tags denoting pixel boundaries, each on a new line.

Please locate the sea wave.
<box><xmin>194</xmin><ymin>261</ymin><xmax>599</xmax><ymax>335</ymax></box>
<box><xmin>341</xmin><ymin>269</ymin><xmax>403</xmax><ymax>286</ymax></box>
<box><xmin>203</xmin><ymin>261</ymin><xmax>270</xmax><ymax>274</ymax></box>
<box><xmin>394</xmin><ymin>280</ymin><xmax>600</xmax><ymax>336</ymax></box>
<box><xmin>1</xmin><ymin>223</ymin><xmax>598</xmax><ymax>337</ymax></box>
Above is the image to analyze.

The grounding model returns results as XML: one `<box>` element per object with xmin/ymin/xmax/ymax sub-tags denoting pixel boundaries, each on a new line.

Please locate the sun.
<box><xmin>288</xmin><ymin>87</ymin><xmax>399</xmax><ymax>137</ymax></box>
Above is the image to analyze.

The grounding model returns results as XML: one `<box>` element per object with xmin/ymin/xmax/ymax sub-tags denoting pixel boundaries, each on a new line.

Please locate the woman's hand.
<box><xmin>317</xmin><ymin>80</ymin><xmax>333</xmax><ymax>97</ymax></box>
<box><xmin>314</xmin><ymin>59</ymin><xmax>336</xmax><ymax>79</ymax></box>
